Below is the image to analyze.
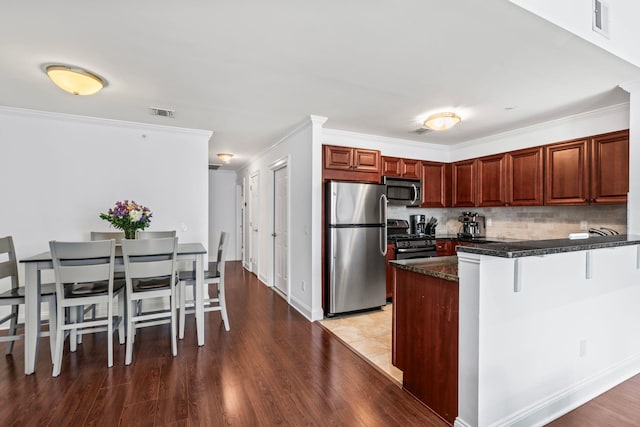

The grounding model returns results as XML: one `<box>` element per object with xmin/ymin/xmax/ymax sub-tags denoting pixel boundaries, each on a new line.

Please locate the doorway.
<box><xmin>273</xmin><ymin>164</ymin><xmax>289</xmax><ymax>296</ymax></box>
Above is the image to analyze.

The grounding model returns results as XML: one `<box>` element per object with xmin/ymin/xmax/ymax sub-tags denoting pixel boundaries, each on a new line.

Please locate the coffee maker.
<box><xmin>409</xmin><ymin>214</ymin><xmax>426</xmax><ymax>235</ymax></box>
<box><xmin>458</xmin><ymin>212</ymin><xmax>486</xmax><ymax>240</ymax></box>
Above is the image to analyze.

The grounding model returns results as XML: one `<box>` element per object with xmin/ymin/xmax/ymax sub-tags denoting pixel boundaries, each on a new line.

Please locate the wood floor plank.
<box><xmin>6</xmin><ymin>261</ymin><xmax>639</xmax><ymax>426</ymax></box>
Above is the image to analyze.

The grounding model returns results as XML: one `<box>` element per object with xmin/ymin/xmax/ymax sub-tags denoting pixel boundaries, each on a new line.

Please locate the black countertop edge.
<box><xmin>390</xmin><ymin>256</ymin><xmax>459</xmax><ymax>282</ymax></box>
<box><xmin>455</xmin><ymin>234</ymin><xmax>640</xmax><ymax>258</ymax></box>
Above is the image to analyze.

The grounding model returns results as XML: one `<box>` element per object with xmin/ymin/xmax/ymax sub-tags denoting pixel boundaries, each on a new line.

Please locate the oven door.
<box><xmin>395</xmin><ymin>247</ymin><xmax>437</xmax><ymax>260</ymax></box>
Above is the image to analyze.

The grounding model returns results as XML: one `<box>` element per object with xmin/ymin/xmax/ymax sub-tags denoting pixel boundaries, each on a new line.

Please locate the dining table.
<box><xmin>19</xmin><ymin>242</ymin><xmax>207</xmax><ymax>375</ymax></box>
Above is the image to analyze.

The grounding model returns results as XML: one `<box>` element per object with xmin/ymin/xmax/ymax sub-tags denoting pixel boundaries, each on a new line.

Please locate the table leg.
<box><xmin>195</xmin><ymin>254</ymin><xmax>204</xmax><ymax>346</ymax></box>
<box><xmin>24</xmin><ymin>264</ymin><xmax>42</xmax><ymax>375</ymax></box>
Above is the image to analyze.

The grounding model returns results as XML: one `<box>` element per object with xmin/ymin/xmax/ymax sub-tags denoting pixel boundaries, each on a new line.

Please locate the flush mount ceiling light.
<box><xmin>217</xmin><ymin>153</ymin><xmax>234</xmax><ymax>164</ymax></box>
<box><xmin>45</xmin><ymin>65</ymin><xmax>105</xmax><ymax>95</ymax></box>
<box><xmin>423</xmin><ymin>112</ymin><xmax>462</xmax><ymax>131</ymax></box>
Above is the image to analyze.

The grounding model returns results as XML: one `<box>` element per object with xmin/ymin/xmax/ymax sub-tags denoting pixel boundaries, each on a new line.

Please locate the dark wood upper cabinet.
<box><xmin>477</xmin><ymin>154</ymin><xmax>507</xmax><ymax>207</ymax></box>
<box><xmin>544</xmin><ymin>139</ymin><xmax>590</xmax><ymax>205</ymax></box>
<box><xmin>506</xmin><ymin>146</ymin><xmax>543</xmax><ymax>206</ymax></box>
<box><xmin>382</xmin><ymin>156</ymin><xmax>421</xmax><ymax>179</ymax></box>
<box><xmin>421</xmin><ymin>161</ymin><xmax>451</xmax><ymax>208</ymax></box>
<box><xmin>590</xmin><ymin>130</ymin><xmax>629</xmax><ymax>204</ymax></box>
<box><xmin>323</xmin><ymin>145</ymin><xmax>381</xmax><ymax>182</ymax></box>
<box><xmin>452</xmin><ymin>159</ymin><xmax>477</xmax><ymax>207</ymax></box>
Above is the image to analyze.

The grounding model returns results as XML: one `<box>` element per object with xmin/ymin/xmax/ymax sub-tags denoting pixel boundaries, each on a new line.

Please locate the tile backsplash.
<box><xmin>388</xmin><ymin>204</ymin><xmax>627</xmax><ymax>240</ymax></box>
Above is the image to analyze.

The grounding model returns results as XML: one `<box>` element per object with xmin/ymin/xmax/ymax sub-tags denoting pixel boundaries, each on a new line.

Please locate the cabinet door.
<box><xmin>436</xmin><ymin>240</ymin><xmax>455</xmax><ymax>257</ymax></box>
<box><xmin>452</xmin><ymin>159</ymin><xmax>477</xmax><ymax>207</ymax></box>
<box><xmin>385</xmin><ymin>244</ymin><xmax>395</xmax><ymax>299</ymax></box>
<box><xmin>591</xmin><ymin>130</ymin><xmax>629</xmax><ymax>204</ymax></box>
<box><xmin>477</xmin><ymin>154</ymin><xmax>506</xmax><ymax>207</ymax></box>
<box><xmin>353</xmin><ymin>149</ymin><xmax>380</xmax><ymax>172</ymax></box>
<box><xmin>324</xmin><ymin>145</ymin><xmax>353</xmax><ymax>171</ymax></box>
<box><xmin>506</xmin><ymin>147</ymin><xmax>543</xmax><ymax>206</ymax></box>
<box><xmin>421</xmin><ymin>162</ymin><xmax>451</xmax><ymax>208</ymax></box>
<box><xmin>382</xmin><ymin>156</ymin><xmax>402</xmax><ymax>177</ymax></box>
<box><xmin>544</xmin><ymin>139</ymin><xmax>589</xmax><ymax>205</ymax></box>
<box><xmin>401</xmin><ymin>159</ymin><xmax>421</xmax><ymax>179</ymax></box>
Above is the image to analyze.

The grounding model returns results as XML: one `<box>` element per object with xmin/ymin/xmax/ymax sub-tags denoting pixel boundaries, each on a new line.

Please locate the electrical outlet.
<box><xmin>580</xmin><ymin>339</ymin><xmax>588</xmax><ymax>357</ymax></box>
<box><xmin>301</xmin><ymin>280</ymin><xmax>305</xmax><ymax>291</ymax></box>
<box><xmin>580</xmin><ymin>221</ymin><xmax>588</xmax><ymax>230</ymax></box>
<box><xmin>486</xmin><ymin>218</ymin><xmax>493</xmax><ymax>227</ymax></box>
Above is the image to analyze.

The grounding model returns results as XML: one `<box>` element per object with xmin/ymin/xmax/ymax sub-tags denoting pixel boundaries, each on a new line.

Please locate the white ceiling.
<box><xmin>2</xmin><ymin>1</ymin><xmax>639</xmax><ymax>169</ymax></box>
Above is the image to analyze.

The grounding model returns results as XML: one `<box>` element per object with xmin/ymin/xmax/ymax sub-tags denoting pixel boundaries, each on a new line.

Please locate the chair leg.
<box><xmin>125</xmin><ymin>300</ymin><xmax>135</xmax><ymax>365</ymax></box>
<box><xmin>171</xmin><ymin>289</ymin><xmax>177</xmax><ymax>357</ymax></box>
<box><xmin>178</xmin><ymin>281</ymin><xmax>186</xmax><ymax>340</ymax></box>
<box><xmin>219</xmin><ymin>283</ymin><xmax>230</xmax><ymax>331</ymax></box>
<box><xmin>70</xmin><ymin>307</ymin><xmax>78</xmax><ymax>352</ymax></box>
<box><xmin>5</xmin><ymin>305</ymin><xmax>19</xmax><ymax>355</ymax></box>
<box><xmin>107</xmin><ymin>298</ymin><xmax>113</xmax><ymax>368</ymax></box>
<box><xmin>48</xmin><ymin>296</ymin><xmax>58</xmax><ymax>363</ymax></box>
<box><xmin>52</xmin><ymin>306</ymin><xmax>65</xmax><ymax>377</ymax></box>
<box><xmin>117</xmin><ymin>293</ymin><xmax>125</xmax><ymax>345</ymax></box>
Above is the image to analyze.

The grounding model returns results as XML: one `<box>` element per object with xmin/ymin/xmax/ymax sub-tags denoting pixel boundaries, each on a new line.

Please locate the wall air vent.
<box><xmin>592</xmin><ymin>0</ymin><xmax>610</xmax><ymax>38</ymax></box>
<box><xmin>149</xmin><ymin>107</ymin><xmax>175</xmax><ymax>118</ymax></box>
<box><xmin>208</xmin><ymin>164</ymin><xmax>222</xmax><ymax>170</ymax></box>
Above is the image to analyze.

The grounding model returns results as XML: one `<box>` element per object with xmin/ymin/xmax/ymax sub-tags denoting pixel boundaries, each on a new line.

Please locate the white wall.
<box><xmin>238</xmin><ymin>116</ymin><xmax>324</xmax><ymax>321</ymax></box>
<box><xmin>622</xmin><ymin>81</ymin><xmax>640</xmax><ymax>234</ymax></box>
<box><xmin>209</xmin><ymin>169</ymin><xmax>238</xmax><ymax>260</ymax></box>
<box><xmin>510</xmin><ymin>0</ymin><xmax>640</xmax><ymax>69</ymax></box>
<box><xmin>0</xmin><ymin>106</ymin><xmax>210</xmax><ymax>320</ymax></box>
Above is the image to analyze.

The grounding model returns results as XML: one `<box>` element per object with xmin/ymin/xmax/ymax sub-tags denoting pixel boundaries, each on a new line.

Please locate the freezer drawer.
<box><xmin>327</xmin><ymin>226</ymin><xmax>386</xmax><ymax>315</ymax></box>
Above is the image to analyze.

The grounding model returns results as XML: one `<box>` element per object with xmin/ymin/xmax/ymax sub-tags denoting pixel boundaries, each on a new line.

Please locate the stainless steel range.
<box><xmin>387</xmin><ymin>219</ymin><xmax>437</xmax><ymax>260</ymax></box>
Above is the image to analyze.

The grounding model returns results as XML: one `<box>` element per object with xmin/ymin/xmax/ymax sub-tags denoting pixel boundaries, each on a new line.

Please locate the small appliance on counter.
<box><xmin>409</xmin><ymin>214</ymin><xmax>438</xmax><ymax>235</ymax></box>
<box><xmin>457</xmin><ymin>211</ymin><xmax>486</xmax><ymax>240</ymax></box>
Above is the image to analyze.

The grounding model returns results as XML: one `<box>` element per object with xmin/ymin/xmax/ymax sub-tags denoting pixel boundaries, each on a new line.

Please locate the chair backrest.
<box><xmin>0</xmin><ymin>236</ymin><xmax>19</xmax><ymax>291</ymax></box>
<box><xmin>91</xmin><ymin>231</ymin><xmax>125</xmax><ymax>243</ymax></box>
<box><xmin>217</xmin><ymin>232</ymin><xmax>229</xmax><ymax>281</ymax></box>
<box><xmin>49</xmin><ymin>240</ymin><xmax>116</xmax><ymax>299</ymax></box>
<box><xmin>121</xmin><ymin>237</ymin><xmax>178</xmax><ymax>291</ymax></box>
<box><xmin>136</xmin><ymin>230</ymin><xmax>176</xmax><ymax>239</ymax></box>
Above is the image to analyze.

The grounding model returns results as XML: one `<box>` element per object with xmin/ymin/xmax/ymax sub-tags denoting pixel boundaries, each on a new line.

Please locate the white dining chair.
<box><xmin>178</xmin><ymin>231</ymin><xmax>230</xmax><ymax>338</ymax></box>
<box><xmin>49</xmin><ymin>239</ymin><xmax>125</xmax><ymax>376</ymax></box>
<box><xmin>90</xmin><ymin>231</ymin><xmax>125</xmax><ymax>243</ymax></box>
<box><xmin>0</xmin><ymin>236</ymin><xmax>58</xmax><ymax>360</ymax></box>
<box><xmin>121</xmin><ymin>237</ymin><xmax>179</xmax><ymax>365</ymax></box>
<box><xmin>136</xmin><ymin>230</ymin><xmax>176</xmax><ymax>239</ymax></box>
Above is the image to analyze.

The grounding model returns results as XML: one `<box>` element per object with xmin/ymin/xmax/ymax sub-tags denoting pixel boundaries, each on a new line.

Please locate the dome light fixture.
<box><xmin>423</xmin><ymin>112</ymin><xmax>462</xmax><ymax>131</ymax></box>
<box><xmin>217</xmin><ymin>153</ymin><xmax>234</xmax><ymax>164</ymax></box>
<box><xmin>45</xmin><ymin>65</ymin><xmax>105</xmax><ymax>95</ymax></box>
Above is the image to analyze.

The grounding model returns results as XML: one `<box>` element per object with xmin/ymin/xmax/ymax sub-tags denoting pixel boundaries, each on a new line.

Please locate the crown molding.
<box><xmin>619</xmin><ymin>80</ymin><xmax>640</xmax><ymax>93</ymax></box>
<box><xmin>322</xmin><ymin>128</ymin><xmax>450</xmax><ymax>152</ymax></box>
<box><xmin>0</xmin><ymin>105</ymin><xmax>213</xmax><ymax>139</ymax></box>
<box><xmin>450</xmin><ymin>102</ymin><xmax>630</xmax><ymax>153</ymax></box>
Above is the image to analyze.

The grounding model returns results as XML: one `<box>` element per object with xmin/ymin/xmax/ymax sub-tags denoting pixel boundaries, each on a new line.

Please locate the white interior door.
<box><xmin>249</xmin><ymin>171</ymin><xmax>260</xmax><ymax>274</ymax></box>
<box><xmin>273</xmin><ymin>166</ymin><xmax>288</xmax><ymax>295</ymax></box>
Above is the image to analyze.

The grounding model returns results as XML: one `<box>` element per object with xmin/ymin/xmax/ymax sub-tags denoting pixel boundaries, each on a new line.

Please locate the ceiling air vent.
<box><xmin>410</xmin><ymin>127</ymin><xmax>432</xmax><ymax>135</ymax></box>
<box><xmin>149</xmin><ymin>107</ymin><xmax>175</xmax><ymax>118</ymax></box>
<box><xmin>208</xmin><ymin>164</ymin><xmax>222</xmax><ymax>170</ymax></box>
<box><xmin>592</xmin><ymin>0</ymin><xmax>610</xmax><ymax>38</ymax></box>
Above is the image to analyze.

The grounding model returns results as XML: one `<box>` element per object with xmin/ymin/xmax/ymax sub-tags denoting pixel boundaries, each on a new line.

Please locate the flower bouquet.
<box><xmin>99</xmin><ymin>200</ymin><xmax>152</xmax><ymax>239</ymax></box>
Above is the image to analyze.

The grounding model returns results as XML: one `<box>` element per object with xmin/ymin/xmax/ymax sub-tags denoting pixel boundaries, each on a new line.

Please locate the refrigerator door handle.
<box><xmin>380</xmin><ymin>194</ymin><xmax>387</xmax><ymax>256</ymax></box>
<box><xmin>330</xmin><ymin>228</ymin><xmax>336</xmax><ymax>309</ymax></box>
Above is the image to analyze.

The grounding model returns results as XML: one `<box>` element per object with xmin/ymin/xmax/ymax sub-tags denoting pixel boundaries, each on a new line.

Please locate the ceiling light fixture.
<box><xmin>217</xmin><ymin>153</ymin><xmax>234</xmax><ymax>164</ymax></box>
<box><xmin>423</xmin><ymin>112</ymin><xmax>462</xmax><ymax>131</ymax></box>
<box><xmin>45</xmin><ymin>65</ymin><xmax>105</xmax><ymax>95</ymax></box>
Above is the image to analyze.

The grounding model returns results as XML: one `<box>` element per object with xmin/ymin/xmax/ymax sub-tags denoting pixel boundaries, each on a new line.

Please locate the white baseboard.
<box><xmin>454</xmin><ymin>418</ymin><xmax>473</xmax><ymax>427</ymax></box>
<box><xmin>493</xmin><ymin>352</ymin><xmax>640</xmax><ymax>427</ymax></box>
<box><xmin>289</xmin><ymin>294</ymin><xmax>312</xmax><ymax>321</ymax></box>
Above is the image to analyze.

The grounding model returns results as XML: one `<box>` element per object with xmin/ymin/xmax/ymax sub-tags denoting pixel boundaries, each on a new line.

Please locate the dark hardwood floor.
<box><xmin>3</xmin><ymin>261</ymin><xmax>640</xmax><ymax>426</ymax></box>
<box><xmin>1</xmin><ymin>262</ymin><xmax>444</xmax><ymax>426</ymax></box>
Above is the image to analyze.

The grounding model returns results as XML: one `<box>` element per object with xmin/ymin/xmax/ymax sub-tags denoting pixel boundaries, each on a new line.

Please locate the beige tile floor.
<box><xmin>319</xmin><ymin>304</ymin><xmax>403</xmax><ymax>384</ymax></box>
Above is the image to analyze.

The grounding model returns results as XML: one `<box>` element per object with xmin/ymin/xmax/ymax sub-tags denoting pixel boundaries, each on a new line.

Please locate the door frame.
<box><xmin>269</xmin><ymin>155</ymin><xmax>291</xmax><ymax>300</ymax></box>
<box><xmin>248</xmin><ymin>170</ymin><xmax>260</xmax><ymax>275</ymax></box>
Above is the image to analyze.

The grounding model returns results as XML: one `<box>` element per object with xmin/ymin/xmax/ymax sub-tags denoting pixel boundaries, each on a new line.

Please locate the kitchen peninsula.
<box><xmin>391</xmin><ymin>235</ymin><xmax>640</xmax><ymax>427</ymax></box>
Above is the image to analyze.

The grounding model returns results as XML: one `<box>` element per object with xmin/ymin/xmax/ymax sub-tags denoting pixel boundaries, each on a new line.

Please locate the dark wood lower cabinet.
<box><xmin>393</xmin><ymin>267</ymin><xmax>458</xmax><ymax>425</ymax></box>
<box><xmin>385</xmin><ymin>243</ymin><xmax>395</xmax><ymax>299</ymax></box>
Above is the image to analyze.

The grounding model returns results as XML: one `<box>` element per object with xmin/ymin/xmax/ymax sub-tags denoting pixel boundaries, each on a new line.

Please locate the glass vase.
<box><xmin>124</xmin><ymin>228</ymin><xmax>137</xmax><ymax>239</ymax></box>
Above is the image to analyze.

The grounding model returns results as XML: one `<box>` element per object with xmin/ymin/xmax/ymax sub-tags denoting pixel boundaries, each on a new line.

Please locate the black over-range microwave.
<box><xmin>383</xmin><ymin>177</ymin><xmax>422</xmax><ymax>207</ymax></box>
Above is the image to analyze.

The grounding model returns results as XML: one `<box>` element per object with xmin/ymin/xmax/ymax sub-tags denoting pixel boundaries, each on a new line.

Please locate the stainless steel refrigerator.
<box><xmin>326</xmin><ymin>181</ymin><xmax>387</xmax><ymax>316</ymax></box>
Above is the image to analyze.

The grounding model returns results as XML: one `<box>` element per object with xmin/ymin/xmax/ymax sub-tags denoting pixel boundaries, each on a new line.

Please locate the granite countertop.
<box><xmin>390</xmin><ymin>256</ymin><xmax>458</xmax><ymax>281</ymax></box>
<box><xmin>456</xmin><ymin>234</ymin><xmax>640</xmax><ymax>258</ymax></box>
